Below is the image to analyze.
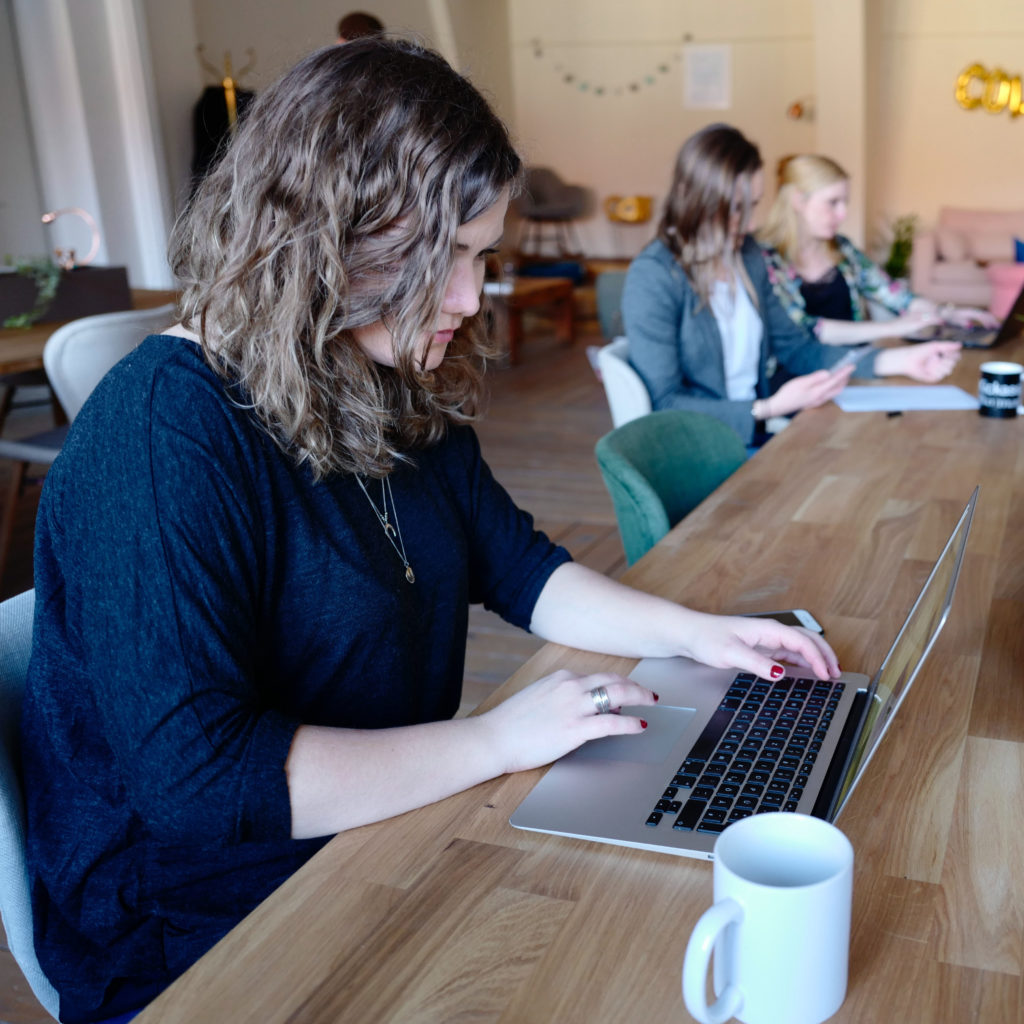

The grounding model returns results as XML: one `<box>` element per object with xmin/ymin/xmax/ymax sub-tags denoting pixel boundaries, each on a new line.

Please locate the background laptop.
<box><xmin>510</xmin><ymin>489</ymin><xmax>977</xmax><ymax>859</ymax></box>
<box><xmin>907</xmin><ymin>283</ymin><xmax>1024</xmax><ymax>348</ymax></box>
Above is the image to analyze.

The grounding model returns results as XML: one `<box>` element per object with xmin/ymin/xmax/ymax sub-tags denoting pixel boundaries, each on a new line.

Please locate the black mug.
<box><xmin>979</xmin><ymin>361</ymin><xmax>1023</xmax><ymax>418</ymax></box>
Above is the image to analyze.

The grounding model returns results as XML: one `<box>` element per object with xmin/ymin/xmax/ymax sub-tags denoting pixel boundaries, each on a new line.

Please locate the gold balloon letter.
<box><xmin>955</xmin><ymin>63</ymin><xmax>986</xmax><ymax>110</ymax></box>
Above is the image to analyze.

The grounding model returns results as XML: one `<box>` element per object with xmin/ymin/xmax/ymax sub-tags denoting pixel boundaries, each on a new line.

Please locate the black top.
<box><xmin>799</xmin><ymin>265</ymin><xmax>854</xmax><ymax>322</ymax></box>
<box><xmin>22</xmin><ymin>336</ymin><xmax>570</xmax><ymax>1022</ymax></box>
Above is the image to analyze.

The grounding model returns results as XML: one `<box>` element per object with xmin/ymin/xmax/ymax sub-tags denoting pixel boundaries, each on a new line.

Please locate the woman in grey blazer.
<box><xmin>623</xmin><ymin>125</ymin><xmax>960</xmax><ymax>447</ymax></box>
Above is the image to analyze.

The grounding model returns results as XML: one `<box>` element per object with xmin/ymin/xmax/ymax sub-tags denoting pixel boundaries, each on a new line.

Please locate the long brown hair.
<box><xmin>657</xmin><ymin>123</ymin><xmax>763</xmax><ymax>306</ymax></box>
<box><xmin>170</xmin><ymin>39</ymin><xmax>521</xmax><ymax>479</ymax></box>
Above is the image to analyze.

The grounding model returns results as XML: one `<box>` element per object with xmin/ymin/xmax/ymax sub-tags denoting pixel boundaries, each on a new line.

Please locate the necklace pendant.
<box><xmin>384</xmin><ymin>522</ymin><xmax>397</xmax><ymax>538</ymax></box>
<box><xmin>405</xmin><ymin>565</ymin><xmax>416</xmax><ymax>584</ymax></box>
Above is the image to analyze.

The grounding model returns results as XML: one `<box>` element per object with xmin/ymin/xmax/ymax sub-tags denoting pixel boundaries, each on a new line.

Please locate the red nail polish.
<box><xmin>770</xmin><ymin>665</ymin><xmax>784</xmax><ymax>679</ymax></box>
<box><xmin>640</xmin><ymin>720</ymin><xmax>648</xmax><ymax>729</ymax></box>
<box><xmin>653</xmin><ymin>692</ymin><xmax>660</xmax><ymax>702</ymax></box>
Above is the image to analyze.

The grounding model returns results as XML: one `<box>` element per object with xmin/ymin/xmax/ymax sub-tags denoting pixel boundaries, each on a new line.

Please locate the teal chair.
<box><xmin>595</xmin><ymin>409</ymin><xmax>747</xmax><ymax>565</ymax></box>
<box><xmin>595</xmin><ymin>270</ymin><xmax>627</xmax><ymax>340</ymax></box>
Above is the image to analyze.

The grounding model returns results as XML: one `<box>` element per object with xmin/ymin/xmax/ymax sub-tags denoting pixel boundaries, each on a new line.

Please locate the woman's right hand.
<box><xmin>894</xmin><ymin>310</ymin><xmax>943</xmax><ymax>337</ymax></box>
<box><xmin>760</xmin><ymin>364</ymin><xmax>854</xmax><ymax>419</ymax></box>
<box><xmin>481</xmin><ymin>669</ymin><xmax>658</xmax><ymax>774</ymax></box>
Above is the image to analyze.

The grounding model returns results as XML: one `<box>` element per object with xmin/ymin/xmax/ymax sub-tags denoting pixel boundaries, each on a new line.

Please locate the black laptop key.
<box><xmin>689</xmin><ymin>706</ymin><xmax>738</xmax><ymax>760</ymax></box>
<box><xmin>702</xmin><ymin>807</ymin><xmax>727</xmax><ymax>824</ymax></box>
<box><xmin>674</xmin><ymin>799</ymin><xmax>706</xmax><ymax>831</ymax></box>
<box><xmin>696</xmin><ymin>820</ymin><xmax>727</xmax><ymax>834</ymax></box>
<box><xmin>646</xmin><ymin>811</ymin><xmax>663</xmax><ymax>827</ymax></box>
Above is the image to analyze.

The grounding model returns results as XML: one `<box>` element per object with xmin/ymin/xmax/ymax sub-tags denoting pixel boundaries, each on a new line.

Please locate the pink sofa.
<box><xmin>910</xmin><ymin>207</ymin><xmax>1024</xmax><ymax>309</ymax></box>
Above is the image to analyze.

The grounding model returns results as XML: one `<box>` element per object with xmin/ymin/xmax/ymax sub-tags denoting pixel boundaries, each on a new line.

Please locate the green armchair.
<box><xmin>595</xmin><ymin>409</ymin><xmax>747</xmax><ymax>565</ymax></box>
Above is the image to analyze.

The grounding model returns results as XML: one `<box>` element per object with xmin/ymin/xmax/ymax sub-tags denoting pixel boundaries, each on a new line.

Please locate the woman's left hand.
<box><xmin>873</xmin><ymin>340</ymin><xmax>962</xmax><ymax>382</ymax></box>
<box><xmin>683</xmin><ymin>613</ymin><xmax>841</xmax><ymax>681</ymax></box>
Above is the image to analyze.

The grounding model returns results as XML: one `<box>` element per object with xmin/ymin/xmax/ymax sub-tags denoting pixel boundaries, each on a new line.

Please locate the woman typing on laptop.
<box><xmin>21</xmin><ymin>43</ymin><xmax>838</xmax><ymax>1024</ymax></box>
<box><xmin>758</xmin><ymin>153</ymin><xmax>994</xmax><ymax>345</ymax></box>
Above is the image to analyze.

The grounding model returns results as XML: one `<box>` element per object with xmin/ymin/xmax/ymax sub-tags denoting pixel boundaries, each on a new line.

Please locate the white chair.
<box><xmin>0</xmin><ymin>304</ymin><xmax>176</xmax><ymax>586</ymax></box>
<box><xmin>0</xmin><ymin>589</ymin><xmax>60</xmax><ymax>1019</ymax></box>
<box><xmin>595</xmin><ymin>337</ymin><xmax>652</xmax><ymax>428</ymax></box>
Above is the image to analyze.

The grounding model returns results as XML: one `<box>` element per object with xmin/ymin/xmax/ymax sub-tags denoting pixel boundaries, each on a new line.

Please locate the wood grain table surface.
<box><xmin>136</xmin><ymin>339</ymin><xmax>1024</xmax><ymax>1024</ymax></box>
<box><xmin>0</xmin><ymin>289</ymin><xmax>178</xmax><ymax>375</ymax></box>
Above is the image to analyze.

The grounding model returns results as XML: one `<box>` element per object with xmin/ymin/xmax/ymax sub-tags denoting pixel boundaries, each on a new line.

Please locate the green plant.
<box><xmin>2</xmin><ymin>255</ymin><xmax>62</xmax><ymax>328</ymax></box>
<box><xmin>883</xmin><ymin>214</ymin><xmax>917</xmax><ymax>280</ymax></box>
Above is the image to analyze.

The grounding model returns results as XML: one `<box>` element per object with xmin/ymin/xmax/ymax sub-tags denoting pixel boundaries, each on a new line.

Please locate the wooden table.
<box><xmin>137</xmin><ymin>341</ymin><xmax>1024</xmax><ymax>1023</ymax></box>
<box><xmin>0</xmin><ymin>288</ymin><xmax>178</xmax><ymax>375</ymax></box>
<box><xmin>492</xmin><ymin>276</ymin><xmax>575</xmax><ymax>365</ymax></box>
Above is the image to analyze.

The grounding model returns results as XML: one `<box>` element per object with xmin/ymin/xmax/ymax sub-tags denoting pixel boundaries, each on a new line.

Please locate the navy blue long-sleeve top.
<box><xmin>21</xmin><ymin>335</ymin><xmax>570</xmax><ymax>1022</ymax></box>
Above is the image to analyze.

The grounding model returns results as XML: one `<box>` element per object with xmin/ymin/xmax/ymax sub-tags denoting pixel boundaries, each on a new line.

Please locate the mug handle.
<box><xmin>682</xmin><ymin>898</ymin><xmax>744</xmax><ymax>1024</ymax></box>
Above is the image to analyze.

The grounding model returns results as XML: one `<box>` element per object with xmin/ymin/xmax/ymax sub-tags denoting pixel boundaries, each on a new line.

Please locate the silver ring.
<box><xmin>589</xmin><ymin>685</ymin><xmax>612</xmax><ymax>715</ymax></box>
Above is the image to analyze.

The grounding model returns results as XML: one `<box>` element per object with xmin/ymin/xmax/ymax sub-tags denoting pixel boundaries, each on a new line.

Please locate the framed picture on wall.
<box><xmin>682</xmin><ymin>44</ymin><xmax>731</xmax><ymax>109</ymax></box>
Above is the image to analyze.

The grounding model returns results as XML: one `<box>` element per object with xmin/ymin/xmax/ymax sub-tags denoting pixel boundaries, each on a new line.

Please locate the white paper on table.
<box><xmin>834</xmin><ymin>385</ymin><xmax>979</xmax><ymax>412</ymax></box>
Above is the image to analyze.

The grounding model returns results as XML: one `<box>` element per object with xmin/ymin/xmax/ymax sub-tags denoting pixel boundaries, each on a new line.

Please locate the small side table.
<box><xmin>492</xmin><ymin>276</ymin><xmax>575</xmax><ymax>365</ymax></box>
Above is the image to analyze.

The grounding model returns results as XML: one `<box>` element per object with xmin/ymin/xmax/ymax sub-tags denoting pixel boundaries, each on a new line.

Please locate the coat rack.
<box><xmin>196</xmin><ymin>46</ymin><xmax>256</xmax><ymax>129</ymax></box>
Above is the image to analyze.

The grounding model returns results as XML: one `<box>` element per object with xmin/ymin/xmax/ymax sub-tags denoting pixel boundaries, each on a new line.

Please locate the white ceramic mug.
<box><xmin>682</xmin><ymin>812</ymin><xmax>854</xmax><ymax>1024</ymax></box>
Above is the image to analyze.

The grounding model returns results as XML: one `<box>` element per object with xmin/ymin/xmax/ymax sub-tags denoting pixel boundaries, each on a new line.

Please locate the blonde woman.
<box><xmin>758</xmin><ymin>153</ymin><xmax>993</xmax><ymax>344</ymax></box>
<box><xmin>623</xmin><ymin>125</ymin><xmax>961</xmax><ymax>449</ymax></box>
<box><xmin>22</xmin><ymin>45</ymin><xmax>839</xmax><ymax>1023</ymax></box>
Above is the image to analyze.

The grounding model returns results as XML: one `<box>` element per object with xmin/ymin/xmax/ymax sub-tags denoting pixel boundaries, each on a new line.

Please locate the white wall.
<box><xmin>188</xmin><ymin>0</ymin><xmax>513</xmax><ymax>122</ymax></box>
<box><xmin>6</xmin><ymin>0</ymin><xmax>174</xmax><ymax>287</ymax></box>
<box><xmin>6</xmin><ymin>1</ymin><xmax>1022</xmax><ymax>273</ymax></box>
<box><xmin>866</xmin><ymin>0</ymin><xmax>1024</xmax><ymax>249</ymax></box>
<box><xmin>508</xmin><ymin>0</ymin><xmax>818</xmax><ymax>258</ymax></box>
<box><xmin>0</xmin><ymin>0</ymin><xmax>45</xmax><ymax>260</ymax></box>
<box><xmin>190</xmin><ymin>0</ymin><xmax>436</xmax><ymax>89</ymax></box>
<box><xmin>141</xmin><ymin>0</ymin><xmax>203</xmax><ymax>216</ymax></box>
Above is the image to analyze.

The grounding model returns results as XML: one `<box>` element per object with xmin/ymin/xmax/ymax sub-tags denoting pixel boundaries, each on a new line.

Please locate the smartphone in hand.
<box><xmin>745</xmin><ymin>609</ymin><xmax>824</xmax><ymax>634</ymax></box>
<box><xmin>829</xmin><ymin>344</ymin><xmax>875</xmax><ymax>375</ymax></box>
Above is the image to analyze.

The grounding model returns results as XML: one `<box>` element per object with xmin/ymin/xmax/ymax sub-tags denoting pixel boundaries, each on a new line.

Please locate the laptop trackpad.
<box><xmin>569</xmin><ymin>705</ymin><xmax>696</xmax><ymax>764</ymax></box>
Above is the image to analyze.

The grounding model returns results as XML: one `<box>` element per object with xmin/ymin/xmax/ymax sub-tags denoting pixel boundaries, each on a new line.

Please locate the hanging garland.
<box><xmin>529</xmin><ymin>35</ymin><xmax>692</xmax><ymax>97</ymax></box>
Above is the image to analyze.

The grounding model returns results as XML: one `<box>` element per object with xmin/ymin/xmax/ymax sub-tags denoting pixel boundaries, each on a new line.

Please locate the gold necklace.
<box><xmin>355</xmin><ymin>475</ymin><xmax>415</xmax><ymax>584</ymax></box>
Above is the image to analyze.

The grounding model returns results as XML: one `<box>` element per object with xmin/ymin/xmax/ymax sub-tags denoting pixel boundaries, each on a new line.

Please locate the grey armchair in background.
<box><xmin>514</xmin><ymin>167</ymin><xmax>590</xmax><ymax>258</ymax></box>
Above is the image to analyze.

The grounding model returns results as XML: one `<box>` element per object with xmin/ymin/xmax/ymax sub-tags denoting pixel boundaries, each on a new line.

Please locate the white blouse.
<box><xmin>710</xmin><ymin>276</ymin><xmax>762</xmax><ymax>401</ymax></box>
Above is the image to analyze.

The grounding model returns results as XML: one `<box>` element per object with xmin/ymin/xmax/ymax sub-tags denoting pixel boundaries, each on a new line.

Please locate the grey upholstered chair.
<box><xmin>0</xmin><ymin>589</ymin><xmax>60</xmax><ymax>1019</ymax></box>
<box><xmin>514</xmin><ymin>167</ymin><xmax>589</xmax><ymax>258</ymax></box>
<box><xmin>0</xmin><ymin>303</ymin><xmax>176</xmax><ymax>587</ymax></box>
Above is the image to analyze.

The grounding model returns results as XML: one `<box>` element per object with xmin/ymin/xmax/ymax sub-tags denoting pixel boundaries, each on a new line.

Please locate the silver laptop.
<box><xmin>510</xmin><ymin>488</ymin><xmax>977</xmax><ymax>859</ymax></box>
<box><xmin>907</xmin><ymin>282</ymin><xmax>1024</xmax><ymax>349</ymax></box>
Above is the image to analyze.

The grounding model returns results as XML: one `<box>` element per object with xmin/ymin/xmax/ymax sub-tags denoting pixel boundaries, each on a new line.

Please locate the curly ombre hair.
<box><xmin>170</xmin><ymin>38</ymin><xmax>521</xmax><ymax>479</ymax></box>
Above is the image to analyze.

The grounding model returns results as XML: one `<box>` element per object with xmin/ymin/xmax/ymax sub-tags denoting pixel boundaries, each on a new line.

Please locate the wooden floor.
<box><xmin>0</xmin><ymin>313</ymin><xmax>624</xmax><ymax>1021</ymax></box>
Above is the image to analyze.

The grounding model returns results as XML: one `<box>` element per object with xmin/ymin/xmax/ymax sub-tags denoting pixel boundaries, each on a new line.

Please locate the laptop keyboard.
<box><xmin>644</xmin><ymin>672</ymin><xmax>845</xmax><ymax>834</ymax></box>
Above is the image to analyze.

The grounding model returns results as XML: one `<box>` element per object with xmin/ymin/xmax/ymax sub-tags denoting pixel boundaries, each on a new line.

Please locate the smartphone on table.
<box><xmin>745</xmin><ymin>609</ymin><xmax>824</xmax><ymax>634</ymax></box>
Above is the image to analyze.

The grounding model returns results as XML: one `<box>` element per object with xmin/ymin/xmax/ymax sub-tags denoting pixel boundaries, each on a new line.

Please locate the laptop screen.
<box><xmin>832</xmin><ymin>489</ymin><xmax>977</xmax><ymax>817</ymax></box>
